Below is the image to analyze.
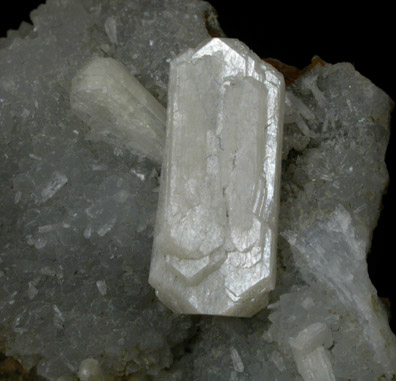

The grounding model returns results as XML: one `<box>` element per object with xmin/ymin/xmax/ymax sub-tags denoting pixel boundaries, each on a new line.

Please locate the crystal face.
<box><xmin>149</xmin><ymin>38</ymin><xmax>285</xmax><ymax>317</ymax></box>
<box><xmin>70</xmin><ymin>57</ymin><xmax>166</xmax><ymax>163</ymax></box>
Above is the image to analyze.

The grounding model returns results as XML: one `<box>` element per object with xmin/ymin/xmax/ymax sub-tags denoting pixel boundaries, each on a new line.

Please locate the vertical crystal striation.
<box><xmin>70</xmin><ymin>57</ymin><xmax>166</xmax><ymax>163</ymax></box>
<box><xmin>149</xmin><ymin>38</ymin><xmax>285</xmax><ymax>316</ymax></box>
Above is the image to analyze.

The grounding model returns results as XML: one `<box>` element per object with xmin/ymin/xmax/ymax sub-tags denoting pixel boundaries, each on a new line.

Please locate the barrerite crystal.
<box><xmin>70</xmin><ymin>57</ymin><xmax>166</xmax><ymax>163</ymax></box>
<box><xmin>149</xmin><ymin>38</ymin><xmax>285</xmax><ymax>316</ymax></box>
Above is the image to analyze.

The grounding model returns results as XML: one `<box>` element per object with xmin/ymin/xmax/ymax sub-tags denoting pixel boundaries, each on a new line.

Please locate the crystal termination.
<box><xmin>70</xmin><ymin>57</ymin><xmax>166</xmax><ymax>163</ymax></box>
<box><xmin>149</xmin><ymin>38</ymin><xmax>285</xmax><ymax>317</ymax></box>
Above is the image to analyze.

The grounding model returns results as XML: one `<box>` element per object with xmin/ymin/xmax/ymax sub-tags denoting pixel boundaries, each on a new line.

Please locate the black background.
<box><xmin>1</xmin><ymin>1</ymin><xmax>394</xmax><ymax>332</ymax></box>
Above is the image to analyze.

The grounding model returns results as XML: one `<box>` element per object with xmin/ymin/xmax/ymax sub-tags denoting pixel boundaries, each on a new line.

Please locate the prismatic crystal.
<box><xmin>149</xmin><ymin>38</ymin><xmax>285</xmax><ymax>316</ymax></box>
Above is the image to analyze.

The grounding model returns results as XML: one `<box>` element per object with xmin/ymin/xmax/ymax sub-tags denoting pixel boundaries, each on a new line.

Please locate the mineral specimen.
<box><xmin>1</xmin><ymin>0</ymin><xmax>395</xmax><ymax>380</ymax></box>
<box><xmin>70</xmin><ymin>57</ymin><xmax>166</xmax><ymax>164</ymax></box>
<box><xmin>149</xmin><ymin>38</ymin><xmax>285</xmax><ymax>317</ymax></box>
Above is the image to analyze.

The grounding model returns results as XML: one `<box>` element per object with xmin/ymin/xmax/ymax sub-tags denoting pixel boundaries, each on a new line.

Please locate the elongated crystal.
<box><xmin>149</xmin><ymin>38</ymin><xmax>285</xmax><ymax>316</ymax></box>
<box><xmin>289</xmin><ymin>323</ymin><xmax>335</xmax><ymax>381</ymax></box>
<box><xmin>70</xmin><ymin>57</ymin><xmax>166</xmax><ymax>163</ymax></box>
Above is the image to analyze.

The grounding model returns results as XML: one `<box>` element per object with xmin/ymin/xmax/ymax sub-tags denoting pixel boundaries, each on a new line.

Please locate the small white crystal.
<box><xmin>230</xmin><ymin>347</ymin><xmax>244</xmax><ymax>373</ymax></box>
<box><xmin>53</xmin><ymin>304</ymin><xmax>65</xmax><ymax>329</ymax></box>
<box><xmin>130</xmin><ymin>168</ymin><xmax>146</xmax><ymax>181</ymax></box>
<box><xmin>40</xmin><ymin>172</ymin><xmax>68</xmax><ymax>203</ymax></box>
<box><xmin>78</xmin><ymin>358</ymin><xmax>104</xmax><ymax>381</ymax></box>
<box><xmin>96</xmin><ymin>280</ymin><xmax>107</xmax><ymax>296</ymax></box>
<box><xmin>270</xmin><ymin>350</ymin><xmax>286</xmax><ymax>372</ymax></box>
<box><xmin>70</xmin><ymin>57</ymin><xmax>166</xmax><ymax>163</ymax></box>
<box><xmin>104</xmin><ymin>16</ymin><xmax>118</xmax><ymax>44</ymax></box>
<box><xmin>29</xmin><ymin>153</ymin><xmax>42</xmax><ymax>160</ymax></box>
<box><xmin>27</xmin><ymin>281</ymin><xmax>39</xmax><ymax>300</ymax></box>
<box><xmin>289</xmin><ymin>323</ymin><xmax>335</xmax><ymax>381</ymax></box>
<box><xmin>292</xmin><ymin>346</ymin><xmax>335</xmax><ymax>381</ymax></box>
<box><xmin>14</xmin><ymin>191</ymin><xmax>21</xmax><ymax>204</ymax></box>
<box><xmin>83</xmin><ymin>226</ymin><xmax>92</xmax><ymax>239</ymax></box>
<box><xmin>97</xmin><ymin>217</ymin><xmax>116</xmax><ymax>237</ymax></box>
<box><xmin>149</xmin><ymin>38</ymin><xmax>285</xmax><ymax>316</ymax></box>
<box><xmin>289</xmin><ymin>322</ymin><xmax>333</xmax><ymax>354</ymax></box>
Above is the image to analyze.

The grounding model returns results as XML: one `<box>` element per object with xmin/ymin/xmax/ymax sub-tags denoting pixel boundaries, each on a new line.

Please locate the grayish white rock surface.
<box><xmin>149</xmin><ymin>38</ymin><xmax>285</xmax><ymax>317</ymax></box>
<box><xmin>70</xmin><ymin>57</ymin><xmax>166</xmax><ymax>164</ymax></box>
<box><xmin>0</xmin><ymin>0</ymin><xmax>395</xmax><ymax>380</ymax></box>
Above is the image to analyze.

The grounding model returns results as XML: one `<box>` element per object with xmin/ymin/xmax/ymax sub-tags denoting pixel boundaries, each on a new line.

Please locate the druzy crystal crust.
<box><xmin>149</xmin><ymin>38</ymin><xmax>285</xmax><ymax>317</ymax></box>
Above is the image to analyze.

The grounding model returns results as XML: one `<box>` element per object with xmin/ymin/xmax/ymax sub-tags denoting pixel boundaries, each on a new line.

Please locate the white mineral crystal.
<box><xmin>292</xmin><ymin>345</ymin><xmax>335</xmax><ymax>381</ymax></box>
<box><xmin>289</xmin><ymin>322</ymin><xmax>335</xmax><ymax>380</ymax></box>
<box><xmin>96</xmin><ymin>280</ymin><xmax>107</xmax><ymax>296</ymax></box>
<box><xmin>77</xmin><ymin>358</ymin><xmax>104</xmax><ymax>381</ymax></box>
<box><xmin>70</xmin><ymin>57</ymin><xmax>166</xmax><ymax>163</ymax></box>
<box><xmin>149</xmin><ymin>38</ymin><xmax>285</xmax><ymax>316</ymax></box>
<box><xmin>230</xmin><ymin>347</ymin><xmax>244</xmax><ymax>373</ymax></box>
<box><xmin>288</xmin><ymin>322</ymin><xmax>333</xmax><ymax>354</ymax></box>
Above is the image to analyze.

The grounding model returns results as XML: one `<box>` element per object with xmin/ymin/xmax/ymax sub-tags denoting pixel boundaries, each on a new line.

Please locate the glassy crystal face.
<box><xmin>70</xmin><ymin>57</ymin><xmax>166</xmax><ymax>163</ymax></box>
<box><xmin>149</xmin><ymin>38</ymin><xmax>285</xmax><ymax>317</ymax></box>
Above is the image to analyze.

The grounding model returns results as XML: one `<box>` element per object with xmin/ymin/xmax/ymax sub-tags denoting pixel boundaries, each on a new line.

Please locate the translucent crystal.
<box><xmin>230</xmin><ymin>347</ymin><xmax>244</xmax><ymax>373</ymax></box>
<box><xmin>289</xmin><ymin>323</ymin><xmax>335</xmax><ymax>380</ymax></box>
<box><xmin>77</xmin><ymin>358</ymin><xmax>104</xmax><ymax>381</ymax></box>
<box><xmin>289</xmin><ymin>322</ymin><xmax>333</xmax><ymax>354</ymax></box>
<box><xmin>149</xmin><ymin>38</ymin><xmax>285</xmax><ymax>316</ymax></box>
<box><xmin>70</xmin><ymin>57</ymin><xmax>166</xmax><ymax>163</ymax></box>
<box><xmin>292</xmin><ymin>346</ymin><xmax>335</xmax><ymax>381</ymax></box>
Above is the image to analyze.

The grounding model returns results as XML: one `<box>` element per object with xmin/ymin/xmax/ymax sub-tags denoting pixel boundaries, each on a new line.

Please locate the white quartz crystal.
<box><xmin>70</xmin><ymin>57</ymin><xmax>166</xmax><ymax>163</ymax></box>
<box><xmin>149</xmin><ymin>38</ymin><xmax>285</xmax><ymax>316</ymax></box>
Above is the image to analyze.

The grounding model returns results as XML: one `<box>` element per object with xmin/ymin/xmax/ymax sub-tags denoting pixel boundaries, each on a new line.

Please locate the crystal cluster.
<box><xmin>289</xmin><ymin>323</ymin><xmax>335</xmax><ymax>381</ymax></box>
<box><xmin>70</xmin><ymin>57</ymin><xmax>166</xmax><ymax>164</ymax></box>
<box><xmin>149</xmin><ymin>38</ymin><xmax>285</xmax><ymax>317</ymax></box>
<box><xmin>0</xmin><ymin>0</ymin><xmax>395</xmax><ymax>380</ymax></box>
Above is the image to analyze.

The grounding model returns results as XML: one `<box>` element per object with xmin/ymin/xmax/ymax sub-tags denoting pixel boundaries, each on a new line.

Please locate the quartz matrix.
<box><xmin>150</xmin><ymin>38</ymin><xmax>285</xmax><ymax>317</ymax></box>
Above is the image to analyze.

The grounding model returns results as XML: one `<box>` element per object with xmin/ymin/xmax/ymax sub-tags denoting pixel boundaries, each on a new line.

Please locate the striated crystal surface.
<box><xmin>1</xmin><ymin>0</ymin><xmax>396</xmax><ymax>379</ymax></box>
<box><xmin>70</xmin><ymin>57</ymin><xmax>166</xmax><ymax>164</ymax></box>
<box><xmin>149</xmin><ymin>38</ymin><xmax>285</xmax><ymax>317</ymax></box>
